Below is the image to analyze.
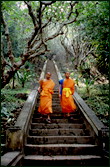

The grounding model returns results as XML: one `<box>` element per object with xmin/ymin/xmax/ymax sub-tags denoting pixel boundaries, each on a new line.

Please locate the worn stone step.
<box><xmin>33</xmin><ymin>113</ymin><xmax>80</xmax><ymax>119</ymax></box>
<box><xmin>38</xmin><ymin>93</ymin><xmax>59</xmax><ymax>98</ymax></box>
<box><xmin>24</xmin><ymin>144</ymin><xmax>99</xmax><ymax>156</ymax></box>
<box><xmin>23</xmin><ymin>155</ymin><xmax>102</xmax><ymax>166</ymax></box>
<box><xmin>29</xmin><ymin>129</ymin><xmax>89</xmax><ymax>136</ymax></box>
<box><xmin>31</xmin><ymin>123</ymin><xmax>85</xmax><ymax>129</ymax></box>
<box><xmin>27</xmin><ymin>136</ymin><xmax>93</xmax><ymax>145</ymax></box>
<box><xmin>37</xmin><ymin>98</ymin><xmax>60</xmax><ymax>103</ymax></box>
<box><xmin>34</xmin><ymin>108</ymin><xmax>78</xmax><ymax>114</ymax></box>
<box><xmin>32</xmin><ymin>118</ymin><xmax>83</xmax><ymax>124</ymax></box>
<box><xmin>35</xmin><ymin>106</ymin><xmax>62</xmax><ymax>112</ymax></box>
<box><xmin>36</xmin><ymin>104</ymin><xmax>62</xmax><ymax>108</ymax></box>
<box><xmin>37</xmin><ymin>103</ymin><xmax>61</xmax><ymax>107</ymax></box>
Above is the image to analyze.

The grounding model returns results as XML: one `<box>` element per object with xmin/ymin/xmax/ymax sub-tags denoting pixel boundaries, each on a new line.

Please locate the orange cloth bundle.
<box><xmin>61</xmin><ymin>78</ymin><xmax>76</xmax><ymax>113</ymax></box>
<box><xmin>38</xmin><ymin>79</ymin><xmax>55</xmax><ymax>114</ymax></box>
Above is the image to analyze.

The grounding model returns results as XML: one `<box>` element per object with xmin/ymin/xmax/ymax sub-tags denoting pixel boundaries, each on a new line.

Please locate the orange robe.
<box><xmin>60</xmin><ymin>78</ymin><xmax>76</xmax><ymax>113</ymax></box>
<box><xmin>38</xmin><ymin>79</ymin><xmax>55</xmax><ymax>115</ymax></box>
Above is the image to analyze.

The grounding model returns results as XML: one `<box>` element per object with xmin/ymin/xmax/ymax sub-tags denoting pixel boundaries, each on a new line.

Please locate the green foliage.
<box><xmin>71</xmin><ymin>58</ymin><xmax>75</xmax><ymax>62</ymax></box>
<box><xmin>1</xmin><ymin>87</ymin><xmax>30</xmax><ymax>118</ymax></box>
<box><xmin>70</xmin><ymin>71</ymin><xmax>75</xmax><ymax>78</ymax></box>
<box><xmin>17</xmin><ymin>69</ymin><xmax>31</xmax><ymax>87</ymax></box>
<box><xmin>1</xmin><ymin>107</ymin><xmax>9</xmax><ymax>118</ymax></box>
<box><xmin>77</xmin><ymin>83</ymin><xmax>109</xmax><ymax>126</ymax></box>
<box><xmin>75</xmin><ymin>75</ymin><xmax>82</xmax><ymax>86</ymax></box>
<box><xmin>75</xmin><ymin>1</ymin><xmax>109</xmax><ymax>76</ymax></box>
<box><xmin>1</xmin><ymin>1</ymin><xmax>28</xmax><ymax>58</ymax></box>
<box><xmin>15</xmin><ymin>57</ymin><xmax>20</xmax><ymax>63</ymax></box>
<box><xmin>84</xmin><ymin>78</ymin><xmax>94</xmax><ymax>95</ymax></box>
<box><xmin>24</xmin><ymin>61</ymin><xmax>30</xmax><ymax>69</ymax></box>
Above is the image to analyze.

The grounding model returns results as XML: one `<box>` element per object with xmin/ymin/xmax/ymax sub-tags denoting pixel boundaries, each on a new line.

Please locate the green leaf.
<box><xmin>25</xmin><ymin>28</ymin><xmax>31</xmax><ymax>33</ymax></box>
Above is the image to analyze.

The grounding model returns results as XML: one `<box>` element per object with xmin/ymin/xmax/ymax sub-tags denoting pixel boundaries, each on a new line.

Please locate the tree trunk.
<box><xmin>22</xmin><ymin>82</ymin><xmax>24</xmax><ymax>88</ymax></box>
<box><xmin>12</xmin><ymin>77</ymin><xmax>15</xmax><ymax>89</ymax></box>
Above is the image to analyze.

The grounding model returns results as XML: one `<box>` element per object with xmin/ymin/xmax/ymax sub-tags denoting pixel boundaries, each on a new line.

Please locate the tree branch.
<box><xmin>67</xmin><ymin>1</ymin><xmax>78</xmax><ymax>20</ymax></box>
<box><xmin>27</xmin><ymin>48</ymin><xmax>46</xmax><ymax>59</ymax></box>
<box><xmin>24</xmin><ymin>1</ymin><xmax>37</xmax><ymax>28</ymax></box>
<box><xmin>79</xmin><ymin>48</ymin><xmax>94</xmax><ymax>65</ymax></box>
<box><xmin>64</xmin><ymin>8</ymin><xmax>79</xmax><ymax>26</ymax></box>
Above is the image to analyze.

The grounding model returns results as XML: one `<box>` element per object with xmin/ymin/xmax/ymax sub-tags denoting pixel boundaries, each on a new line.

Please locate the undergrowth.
<box><xmin>77</xmin><ymin>83</ymin><xmax>109</xmax><ymax>127</ymax></box>
<box><xmin>1</xmin><ymin>81</ymin><xmax>31</xmax><ymax>118</ymax></box>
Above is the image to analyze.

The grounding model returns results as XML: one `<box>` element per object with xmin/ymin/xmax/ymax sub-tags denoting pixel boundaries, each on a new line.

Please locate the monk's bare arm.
<box><xmin>37</xmin><ymin>86</ymin><xmax>41</xmax><ymax>93</ymax></box>
<box><xmin>59</xmin><ymin>84</ymin><xmax>61</xmax><ymax>98</ymax></box>
<box><xmin>71</xmin><ymin>82</ymin><xmax>75</xmax><ymax>94</ymax></box>
<box><xmin>37</xmin><ymin>79</ymin><xmax>43</xmax><ymax>93</ymax></box>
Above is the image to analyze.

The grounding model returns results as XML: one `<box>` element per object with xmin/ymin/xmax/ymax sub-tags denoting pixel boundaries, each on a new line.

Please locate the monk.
<box><xmin>59</xmin><ymin>71</ymin><xmax>76</xmax><ymax>118</ymax></box>
<box><xmin>37</xmin><ymin>72</ymin><xmax>55</xmax><ymax>123</ymax></box>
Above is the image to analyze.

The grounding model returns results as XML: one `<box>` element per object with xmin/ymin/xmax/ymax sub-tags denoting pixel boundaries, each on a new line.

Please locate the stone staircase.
<box><xmin>1</xmin><ymin>60</ymin><xmax>109</xmax><ymax>166</ymax></box>
<box><xmin>23</xmin><ymin>90</ymin><xmax>102</xmax><ymax>166</ymax></box>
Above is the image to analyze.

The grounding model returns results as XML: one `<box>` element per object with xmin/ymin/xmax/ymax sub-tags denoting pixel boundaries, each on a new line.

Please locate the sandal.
<box><xmin>67</xmin><ymin>116</ymin><xmax>73</xmax><ymax>120</ymax></box>
<box><xmin>47</xmin><ymin>119</ymin><xmax>51</xmax><ymax>123</ymax></box>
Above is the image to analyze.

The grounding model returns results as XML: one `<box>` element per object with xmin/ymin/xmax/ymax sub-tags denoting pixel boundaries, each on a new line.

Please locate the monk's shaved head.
<box><xmin>46</xmin><ymin>72</ymin><xmax>51</xmax><ymax>75</ymax></box>
<box><xmin>46</xmin><ymin>72</ymin><xmax>51</xmax><ymax>80</ymax></box>
<box><xmin>65</xmin><ymin>71</ymin><xmax>70</xmax><ymax>79</ymax></box>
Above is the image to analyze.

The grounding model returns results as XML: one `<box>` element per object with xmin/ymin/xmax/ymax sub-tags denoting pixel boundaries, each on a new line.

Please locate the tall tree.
<box><xmin>1</xmin><ymin>1</ymin><xmax>79</xmax><ymax>88</ymax></box>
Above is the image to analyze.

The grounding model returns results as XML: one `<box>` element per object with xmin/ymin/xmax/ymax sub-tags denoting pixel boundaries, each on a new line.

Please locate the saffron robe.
<box><xmin>59</xmin><ymin>78</ymin><xmax>76</xmax><ymax>113</ymax></box>
<box><xmin>38</xmin><ymin>79</ymin><xmax>55</xmax><ymax>114</ymax></box>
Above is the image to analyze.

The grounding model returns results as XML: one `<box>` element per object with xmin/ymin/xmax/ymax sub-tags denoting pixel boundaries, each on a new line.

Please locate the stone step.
<box><xmin>32</xmin><ymin>118</ymin><xmax>83</xmax><ymax>124</ymax></box>
<box><xmin>38</xmin><ymin>93</ymin><xmax>59</xmax><ymax>98</ymax></box>
<box><xmin>24</xmin><ymin>144</ymin><xmax>99</xmax><ymax>156</ymax></box>
<box><xmin>34</xmin><ymin>108</ymin><xmax>78</xmax><ymax>114</ymax></box>
<box><xmin>23</xmin><ymin>155</ymin><xmax>102</xmax><ymax>166</ymax></box>
<box><xmin>36</xmin><ymin>103</ymin><xmax>61</xmax><ymax>107</ymax></box>
<box><xmin>36</xmin><ymin>103</ymin><xmax>61</xmax><ymax>106</ymax></box>
<box><xmin>35</xmin><ymin>106</ymin><xmax>62</xmax><ymax>112</ymax></box>
<box><xmin>31</xmin><ymin>123</ymin><xmax>85</xmax><ymax>129</ymax></box>
<box><xmin>27</xmin><ymin>136</ymin><xmax>93</xmax><ymax>145</ymax></box>
<box><xmin>29</xmin><ymin>129</ymin><xmax>89</xmax><ymax>136</ymax></box>
<box><xmin>37</xmin><ymin>98</ymin><xmax>60</xmax><ymax>103</ymax></box>
<box><xmin>33</xmin><ymin>113</ymin><xmax>80</xmax><ymax>119</ymax></box>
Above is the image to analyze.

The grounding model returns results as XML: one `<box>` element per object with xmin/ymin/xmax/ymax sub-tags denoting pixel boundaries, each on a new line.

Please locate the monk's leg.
<box><xmin>67</xmin><ymin>112</ymin><xmax>73</xmax><ymax>119</ymax></box>
<box><xmin>40</xmin><ymin>114</ymin><xmax>43</xmax><ymax>119</ymax></box>
<box><xmin>47</xmin><ymin>113</ymin><xmax>51</xmax><ymax>123</ymax></box>
<box><xmin>67</xmin><ymin>113</ymin><xmax>70</xmax><ymax>117</ymax></box>
<box><xmin>63</xmin><ymin>113</ymin><xmax>66</xmax><ymax>118</ymax></box>
<box><xmin>47</xmin><ymin>113</ymin><xmax>50</xmax><ymax>120</ymax></box>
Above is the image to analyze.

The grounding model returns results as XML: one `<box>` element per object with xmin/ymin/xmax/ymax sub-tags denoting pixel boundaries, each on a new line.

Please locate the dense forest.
<box><xmin>1</xmin><ymin>1</ymin><xmax>109</xmax><ymax>127</ymax></box>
